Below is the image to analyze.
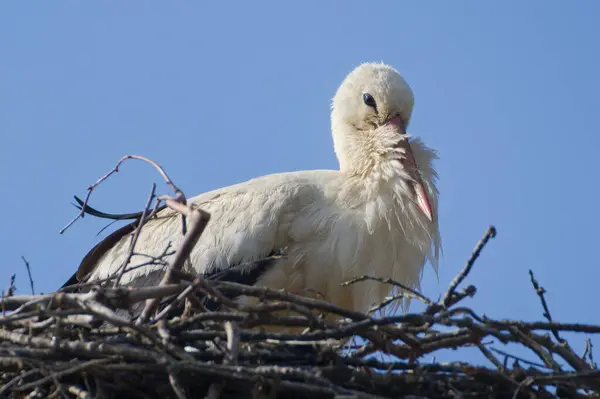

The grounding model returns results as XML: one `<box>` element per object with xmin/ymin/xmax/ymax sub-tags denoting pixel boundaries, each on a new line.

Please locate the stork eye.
<box><xmin>362</xmin><ymin>93</ymin><xmax>377</xmax><ymax>111</ymax></box>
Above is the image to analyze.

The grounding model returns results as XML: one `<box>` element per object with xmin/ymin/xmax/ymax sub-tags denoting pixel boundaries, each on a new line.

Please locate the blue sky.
<box><xmin>2</xmin><ymin>2</ymin><xmax>599</xmax><ymax>367</ymax></box>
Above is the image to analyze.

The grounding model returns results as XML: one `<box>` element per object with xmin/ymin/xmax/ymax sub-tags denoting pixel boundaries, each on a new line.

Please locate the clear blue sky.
<box><xmin>2</xmin><ymin>2</ymin><xmax>599</xmax><ymax>367</ymax></box>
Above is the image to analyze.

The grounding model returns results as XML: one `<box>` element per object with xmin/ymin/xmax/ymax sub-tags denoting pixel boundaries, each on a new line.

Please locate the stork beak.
<box><xmin>386</xmin><ymin>116</ymin><xmax>434</xmax><ymax>222</ymax></box>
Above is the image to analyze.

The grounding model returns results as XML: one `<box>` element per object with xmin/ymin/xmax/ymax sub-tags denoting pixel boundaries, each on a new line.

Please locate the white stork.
<box><xmin>66</xmin><ymin>62</ymin><xmax>441</xmax><ymax>321</ymax></box>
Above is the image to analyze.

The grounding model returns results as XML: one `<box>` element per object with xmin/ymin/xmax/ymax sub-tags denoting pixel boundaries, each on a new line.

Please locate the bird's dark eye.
<box><xmin>362</xmin><ymin>93</ymin><xmax>377</xmax><ymax>111</ymax></box>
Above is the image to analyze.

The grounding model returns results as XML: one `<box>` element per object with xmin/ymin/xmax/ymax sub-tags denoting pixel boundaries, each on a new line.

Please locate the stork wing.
<box><xmin>67</xmin><ymin>172</ymin><xmax>321</xmax><ymax>290</ymax></box>
<box><xmin>61</xmin><ymin>218</ymin><xmax>141</xmax><ymax>288</ymax></box>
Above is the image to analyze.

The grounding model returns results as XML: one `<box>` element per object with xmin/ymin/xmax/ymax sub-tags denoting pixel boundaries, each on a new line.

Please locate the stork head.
<box><xmin>331</xmin><ymin>62</ymin><xmax>435</xmax><ymax>222</ymax></box>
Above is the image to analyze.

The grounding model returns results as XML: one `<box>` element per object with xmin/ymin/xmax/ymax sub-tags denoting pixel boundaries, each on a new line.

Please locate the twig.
<box><xmin>136</xmin><ymin>207</ymin><xmax>210</xmax><ymax>324</ymax></box>
<box><xmin>113</xmin><ymin>183</ymin><xmax>159</xmax><ymax>287</ymax></box>
<box><xmin>369</xmin><ymin>294</ymin><xmax>404</xmax><ymax>314</ymax></box>
<box><xmin>477</xmin><ymin>343</ymin><xmax>505</xmax><ymax>371</ymax></box>
<box><xmin>224</xmin><ymin>321</ymin><xmax>240</xmax><ymax>364</ymax></box>
<box><xmin>167</xmin><ymin>364</ymin><xmax>188</xmax><ymax>399</ymax></box>
<box><xmin>489</xmin><ymin>346</ymin><xmax>550</xmax><ymax>369</ymax></box>
<box><xmin>439</xmin><ymin>226</ymin><xmax>496</xmax><ymax>308</ymax></box>
<box><xmin>14</xmin><ymin>358</ymin><xmax>115</xmax><ymax>392</ymax></box>
<box><xmin>60</xmin><ymin>154</ymin><xmax>185</xmax><ymax>234</ymax></box>
<box><xmin>5</xmin><ymin>274</ymin><xmax>16</xmax><ymax>298</ymax></box>
<box><xmin>206</xmin><ymin>322</ymin><xmax>240</xmax><ymax>399</ymax></box>
<box><xmin>342</xmin><ymin>275</ymin><xmax>434</xmax><ymax>307</ymax></box>
<box><xmin>21</xmin><ymin>256</ymin><xmax>35</xmax><ymax>295</ymax></box>
<box><xmin>583</xmin><ymin>338</ymin><xmax>597</xmax><ymax>368</ymax></box>
<box><xmin>66</xmin><ymin>385</ymin><xmax>91</xmax><ymax>399</ymax></box>
<box><xmin>528</xmin><ymin>269</ymin><xmax>562</xmax><ymax>343</ymax></box>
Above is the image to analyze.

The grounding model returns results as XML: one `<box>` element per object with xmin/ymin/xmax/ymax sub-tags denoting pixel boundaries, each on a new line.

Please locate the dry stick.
<box><xmin>439</xmin><ymin>226</ymin><xmax>497</xmax><ymax>308</ymax></box>
<box><xmin>489</xmin><ymin>346</ymin><xmax>550</xmax><ymax>369</ymax></box>
<box><xmin>207</xmin><ymin>321</ymin><xmax>241</xmax><ymax>399</ymax></box>
<box><xmin>211</xmin><ymin>279</ymin><xmax>407</xmax><ymax>353</ymax></box>
<box><xmin>65</xmin><ymin>293</ymin><xmax>149</xmax><ymax>336</ymax></box>
<box><xmin>20</xmin><ymin>256</ymin><xmax>35</xmax><ymax>295</ymax></box>
<box><xmin>0</xmin><ymin>329</ymin><xmax>163</xmax><ymax>363</ymax></box>
<box><xmin>535</xmin><ymin>346</ymin><xmax>600</xmax><ymax>393</ymax></box>
<box><xmin>342</xmin><ymin>275</ymin><xmax>434</xmax><ymax>307</ymax></box>
<box><xmin>14</xmin><ymin>358</ymin><xmax>115</xmax><ymax>392</ymax></box>
<box><xmin>524</xmin><ymin>276</ymin><xmax>600</xmax><ymax>391</ymax></box>
<box><xmin>5</xmin><ymin>274</ymin><xmax>16</xmax><ymax>298</ymax></box>
<box><xmin>66</xmin><ymin>385</ymin><xmax>91</xmax><ymax>399</ymax></box>
<box><xmin>213</xmin><ymin>280</ymin><xmax>422</xmax><ymax>351</ymax></box>
<box><xmin>532</xmin><ymin>369</ymin><xmax>600</xmax><ymax>383</ymax></box>
<box><xmin>508</xmin><ymin>325</ymin><xmax>561</xmax><ymax>371</ymax></box>
<box><xmin>60</xmin><ymin>154</ymin><xmax>185</xmax><ymax>235</ymax></box>
<box><xmin>441</xmin><ymin>285</ymin><xmax>477</xmax><ymax>311</ymax></box>
<box><xmin>224</xmin><ymin>321</ymin><xmax>240</xmax><ymax>364</ymax></box>
<box><xmin>12</xmin><ymin>357</ymin><xmax>70</xmax><ymax>399</ymax></box>
<box><xmin>153</xmin><ymin>284</ymin><xmax>196</xmax><ymax>322</ymax></box>
<box><xmin>0</xmin><ymin>368</ymin><xmax>43</xmax><ymax>397</ymax></box>
<box><xmin>168</xmin><ymin>372</ymin><xmax>188</xmax><ymax>399</ymax></box>
<box><xmin>476</xmin><ymin>343</ymin><xmax>505</xmax><ymax>372</ymax></box>
<box><xmin>113</xmin><ymin>183</ymin><xmax>158</xmax><ymax>288</ymax></box>
<box><xmin>533</xmin><ymin>332</ymin><xmax>599</xmax><ymax>374</ymax></box>
<box><xmin>369</xmin><ymin>294</ymin><xmax>405</xmax><ymax>314</ymax></box>
<box><xmin>1</xmin><ymin>284</ymin><xmax>186</xmax><ymax>315</ymax></box>
<box><xmin>583</xmin><ymin>339</ymin><xmax>596</xmax><ymax>368</ymax></box>
<box><xmin>215</xmin><ymin>281</ymin><xmax>369</xmax><ymax>322</ymax></box>
<box><xmin>180</xmin><ymin>274</ymin><xmax>240</xmax><ymax>311</ymax></box>
<box><xmin>484</xmin><ymin>319</ymin><xmax>600</xmax><ymax>335</ymax></box>
<box><xmin>136</xmin><ymin>207</ymin><xmax>210</xmax><ymax>325</ymax></box>
<box><xmin>528</xmin><ymin>269</ymin><xmax>562</xmax><ymax>343</ymax></box>
<box><xmin>31</xmin><ymin>292</ymin><xmax>182</xmax><ymax>360</ymax></box>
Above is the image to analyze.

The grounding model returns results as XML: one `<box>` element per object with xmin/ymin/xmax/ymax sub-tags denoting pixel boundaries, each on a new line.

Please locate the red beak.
<box><xmin>386</xmin><ymin>116</ymin><xmax>433</xmax><ymax>222</ymax></box>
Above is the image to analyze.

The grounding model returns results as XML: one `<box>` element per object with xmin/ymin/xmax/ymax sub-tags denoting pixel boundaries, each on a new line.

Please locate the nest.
<box><xmin>1</xmin><ymin>226</ymin><xmax>600</xmax><ymax>398</ymax></box>
<box><xmin>2</xmin><ymin>156</ymin><xmax>599</xmax><ymax>398</ymax></box>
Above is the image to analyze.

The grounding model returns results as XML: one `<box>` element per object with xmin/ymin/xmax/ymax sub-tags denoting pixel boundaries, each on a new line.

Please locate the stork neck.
<box><xmin>332</xmin><ymin>125</ymin><xmax>383</xmax><ymax>177</ymax></box>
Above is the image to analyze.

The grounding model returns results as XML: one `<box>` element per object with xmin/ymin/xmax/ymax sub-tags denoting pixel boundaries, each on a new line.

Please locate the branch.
<box><xmin>60</xmin><ymin>154</ymin><xmax>185</xmax><ymax>234</ymax></box>
<box><xmin>20</xmin><ymin>256</ymin><xmax>35</xmax><ymax>295</ymax></box>
<box><xmin>439</xmin><ymin>226</ymin><xmax>496</xmax><ymax>308</ymax></box>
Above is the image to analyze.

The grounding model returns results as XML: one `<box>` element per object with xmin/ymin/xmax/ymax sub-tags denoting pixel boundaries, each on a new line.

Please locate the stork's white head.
<box><xmin>331</xmin><ymin>62</ymin><xmax>434</xmax><ymax>222</ymax></box>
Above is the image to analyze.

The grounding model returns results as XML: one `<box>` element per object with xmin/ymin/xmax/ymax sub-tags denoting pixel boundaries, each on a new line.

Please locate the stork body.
<box><xmin>72</xmin><ymin>62</ymin><xmax>441</xmax><ymax>317</ymax></box>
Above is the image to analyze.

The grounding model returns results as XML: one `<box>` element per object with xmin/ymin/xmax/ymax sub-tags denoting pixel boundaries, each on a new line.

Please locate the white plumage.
<box><xmin>81</xmin><ymin>62</ymin><xmax>441</xmax><ymax>317</ymax></box>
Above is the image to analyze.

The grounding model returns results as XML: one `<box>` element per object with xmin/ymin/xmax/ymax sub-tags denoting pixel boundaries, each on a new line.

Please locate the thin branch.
<box><xmin>489</xmin><ymin>346</ymin><xmax>550</xmax><ymax>369</ymax></box>
<box><xmin>528</xmin><ymin>269</ymin><xmax>562</xmax><ymax>343</ymax></box>
<box><xmin>136</xmin><ymin>207</ymin><xmax>210</xmax><ymax>325</ymax></box>
<box><xmin>439</xmin><ymin>226</ymin><xmax>496</xmax><ymax>308</ymax></box>
<box><xmin>20</xmin><ymin>256</ymin><xmax>35</xmax><ymax>295</ymax></box>
<box><xmin>60</xmin><ymin>154</ymin><xmax>185</xmax><ymax>234</ymax></box>
<box><xmin>342</xmin><ymin>275</ymin><xmax>434</xmax><ymax>307</ymax></box>
<box><xmin>113</xmin><ymin>183</ymin><xmax>158</xmax><ymax>287</ymax></box>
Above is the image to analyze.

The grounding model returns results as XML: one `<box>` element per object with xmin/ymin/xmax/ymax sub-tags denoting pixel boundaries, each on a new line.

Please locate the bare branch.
<box><xmin>528</xmin><ymin>269</ymin><xmax>562</xmax><ymax>343</ymax></box>
<box><xmin>60</xmin><ymin>154</ymin><xmax>185</xmax><ymax>234</ymax></box>
<box><xmin>20</xmin><ymin>256</ymin><xmax>35</xmax><ymax>295</ymax></box>
<box><xmin>342</xmin><ymin>275</ymin><xmax>434</xmax><ymax>307</ymax></box>
<box><xmin>113</xmin><ymin>183</ymin><xmax>159</xmax><ymax>287</ymax></box>
<box><xmin>439</xmin><ymin>226</ymin><xmax>496</xmax><ymax>308</ymax></box>
<box><xmin>136</xmin><ymin>207</ymin><xmax>210</xmax><ymax>325</ymax></box>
